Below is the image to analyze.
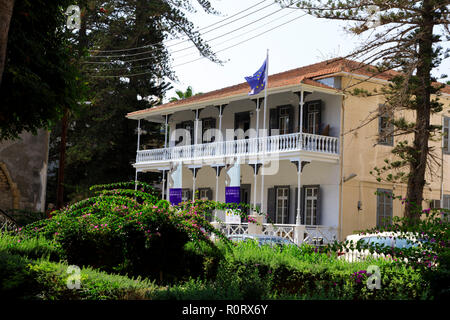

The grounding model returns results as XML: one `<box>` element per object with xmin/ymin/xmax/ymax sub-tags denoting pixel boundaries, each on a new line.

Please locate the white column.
<box><xmin>164</xmin><ymin>115</ymin><xmax>168</xmax><ymax>147</ymax></box>
<box><xmin>135</xmin><ymin>119</ymin><xmax>141</xmax><ymax>191</ymax></box>
<box><xmin>296</xmin><ymin>162</ymin><xmax>302</xmax><ymax>225</ymax></box>
<box><xmin>192</xmin><ymin>168</ymin><xmax>196</xmax><ymax>201</ymax></box>
<box><xmin>194</xmin><ymin>109</ymin><xmax>199</xmax><ymax>145</ymax></box>
<box><xmin>161</xmin><ymin>170</ymin><xmax>166</xmax><ymax>200</ymax></box>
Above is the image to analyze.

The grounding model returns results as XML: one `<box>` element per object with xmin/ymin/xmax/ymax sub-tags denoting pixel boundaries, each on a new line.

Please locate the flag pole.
<box><xmin>261</xmin><ymin>49</ymin><xmax>268</xmax><ymax>215</ymax></box>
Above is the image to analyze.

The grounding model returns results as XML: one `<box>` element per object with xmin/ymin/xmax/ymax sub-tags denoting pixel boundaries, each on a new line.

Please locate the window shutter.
<box><xmin>206</xmin><ymin>188</ymin><xmax>213</xmax><ymax>200</ymax></box>
<box><xmin>187</xmin><ymin>120</ymin><xmax>194</xmax><ymax>145</ymax></box>
<box><xmin>175</xmin><ymin>123</ymin><xmax>182</xmax><ymax>145</ymax></box>
<box><xmin>269</xmin><ymin>108</ymin><xmax>279</xmax><ymax>136</ymax></box>
<box><xmin>316</xmin><ymin>186</ymin><xmax>321</xmax><ymax>225</ymax></box>
<box><xmin>295</xmin><ymin>187</ymin><xmax>298</xmax><ymax>223</ymax></box>
<box><xmin>301</xmin><ymin>186</ymin><xmax>306</xmax><ymax>225</ymax></box>
<box><xmin>288</xmin><ymin>105</ymin><xmax>294</xmax><ymax>133</ymax></box>
<box><xmin>444</xmin><ymin>117</ymin><xmax>449</xmax><ymax>153</ymax></box>
<box><xmin>430</xmin><ymin>200</ymin><xmax>440</xmax><ymax>209</ymax></box>
<box><xmin>187</xmin><ymin>189</ymin><xmax>192</xmax><ymax>201</ymax></box>
<box><xmin>316</xmin><ymin>101</ymin><xmax>322</xmax><ymax>135</ymax></box>
<box><xmin>267</xmin><ymin>188</ymin><xmax>276</xmax><ymax>223</ymax></box>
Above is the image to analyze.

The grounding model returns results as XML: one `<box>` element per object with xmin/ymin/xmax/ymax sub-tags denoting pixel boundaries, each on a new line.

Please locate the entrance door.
<box><xmin>240</xmin><ymin>184</ymin><xmax>251</xmax><ymax>215</ymax></box>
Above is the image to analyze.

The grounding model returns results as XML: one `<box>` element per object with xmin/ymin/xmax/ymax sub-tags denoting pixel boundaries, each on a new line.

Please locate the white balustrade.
<box><xmin>136</xmin><ymin>132</ymin><xmax>339</xmax><ymax>164</ymax></box>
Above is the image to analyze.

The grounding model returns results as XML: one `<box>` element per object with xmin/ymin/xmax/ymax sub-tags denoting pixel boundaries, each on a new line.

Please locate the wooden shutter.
<box><xmin>175</xmin><ymin>122</ymin><xmax>182</xmax><ymax>145</ymax></box>
<box><xmin>295</xmin><ymin>187</ymin><xmax>298</xmax><ymax>223</ymax></box>
<box><xmin>206</xmin><ymin>188</ymin><xmax>213</xmax><ymax>200</ymax></box>
<box><xmin>269</xmin><ymin>108</ymin><xmax>279</xmax><ymax>136</ymax></box>
<box><xmin>316</xmin><ymin>186</ymin><xmax>321</xmax><ymax>225</ymax></box>
<box><xmin>288</xmin><ymin>105</ymin><xmax>294</xmax><ymax>133</ymax></box>
<box><xmin>202</xmin><ymin>118</ymin><xmax>216</xmax><ymax>143</ymax></box>
<box><xmin>444</xmin><ymin>117</ymin><xmax>449</xmax><ymax>153</ymax></box>
<box><xmin>267</xmin><ymin>188</ymin><xmax>276</xmax><ymax>223</ymax></box>
<box><xmin>301</xmin><ymin>186</ymin><xmax>305</xmax><ymax>225</ymax></box>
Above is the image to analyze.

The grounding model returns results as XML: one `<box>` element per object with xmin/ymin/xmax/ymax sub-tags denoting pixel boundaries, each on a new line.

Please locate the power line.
<box><xmin>90</xmin><ymin>8</ymin><xmax>300</xmax><ymax>73</ymax></box>
<box><xmin>88</xmin><ymin>12</ymin><xmax>308</xmax><ymax>78</ymax></box>
<box><xmin>88</xmin><ymin>0</ymin><xmax>271</xmax><ymax>54</ymax></box>
<box><xmin>84</xmin><ymin>2</ymin><xmax>299</xmax><ymax>65</ymax></box>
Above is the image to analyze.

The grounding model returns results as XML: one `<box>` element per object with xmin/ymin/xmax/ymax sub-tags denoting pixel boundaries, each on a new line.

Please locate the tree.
<box><xmin>294</xmin><ymin>0</ymin><xmax>449</xmax><ymax>221</ymax></box>
<box><xmin>0</xmin><ymin>0</ymin><xmax>15</xmax><ymax>86</ymax></box>
<box><xmin>0</xmin><ymin>0</ymin><xmax>87</xmax><ymax>141</ymax></box>
<box><xmin>169</xmin><ymin>86</ymin><xmax>203</xmax><ymax>101</ymax></box>
<box><xmin>47</xmin><ymin>0</ymin><xmax>219</xmax><ymax>205</ymax></box>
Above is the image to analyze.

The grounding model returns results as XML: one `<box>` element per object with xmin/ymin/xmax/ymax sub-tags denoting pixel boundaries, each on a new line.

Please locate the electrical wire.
<box><xmin>88</xmin><ymin>12</ymin><xmax>308</xmax><ymax>78</ymax></box>
<box><xmin>88</xmin><ymin>0</ymin><xmax>272</xmax><ymax>54</ymax></box>
<box><xmin>84</xmin><ymin>2</ymin><xmax>300</xmax><ymax>65</ymax></box>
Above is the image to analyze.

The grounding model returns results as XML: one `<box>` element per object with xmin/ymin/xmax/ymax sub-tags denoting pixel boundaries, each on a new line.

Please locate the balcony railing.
<box><xmin>136</xmin><ymin>132</ymin><xmax>339</xmax><ymax>164</ymax></box>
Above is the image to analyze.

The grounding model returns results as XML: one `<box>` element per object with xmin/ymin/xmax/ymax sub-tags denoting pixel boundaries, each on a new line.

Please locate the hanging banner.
<box><xmin>225</xmin><ymin>186</ymin><xmax>241</xmax><ymax>224</ymax></box>
<box><xmin>169</xmin><ymin>188</ymin><xmax>182</xmax><ymax>206</ymax></box>
<box><xmin>225</xmin><ymin>186</ymin><xmax>240</xmax><ymax>204</ymax></box>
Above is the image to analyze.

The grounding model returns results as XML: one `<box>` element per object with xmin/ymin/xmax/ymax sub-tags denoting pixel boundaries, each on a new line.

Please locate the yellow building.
<box><xmin>127</xmin><ymin>58</ymin><xmax>450</xmax><ymax>243</ymax></box>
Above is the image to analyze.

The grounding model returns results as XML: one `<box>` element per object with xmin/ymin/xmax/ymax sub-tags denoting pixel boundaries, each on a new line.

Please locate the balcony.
<box><xmin>136</xmin><ymin>132</ymin><xmax>339</xmax><ymax>165</ymax></box>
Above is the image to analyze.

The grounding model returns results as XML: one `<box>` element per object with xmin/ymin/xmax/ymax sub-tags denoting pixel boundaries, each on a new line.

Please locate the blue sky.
<box><xmin>162</xmin><ymin>0</ymin><xmax>449</xmax><ymax>102</ymax></box>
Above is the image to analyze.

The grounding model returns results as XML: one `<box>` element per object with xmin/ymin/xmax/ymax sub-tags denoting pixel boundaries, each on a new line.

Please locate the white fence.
<box><xmin>136</xmin><ymin>132</ymin><xmax>339</xmax><ymax>163</ymax></box>
<box><xmin>213</xmin><ymin>222</ymin><xmax>338</xmax><ymax>246</ymax></box>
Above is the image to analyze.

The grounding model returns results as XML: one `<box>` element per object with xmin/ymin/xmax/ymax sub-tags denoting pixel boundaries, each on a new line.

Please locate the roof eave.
<box><xmin>126</xmin><ymin>82</ymin><xmax>342</xmax><ymax>120</ymax></box>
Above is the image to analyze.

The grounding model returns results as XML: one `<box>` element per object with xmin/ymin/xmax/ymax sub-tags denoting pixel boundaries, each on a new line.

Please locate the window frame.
<box><xmin>443</xmin><ymin>117</ymin><xmax>449</xmax><ymax>154</ymax></box>
<box><xmin>274</xmin><ymin>185</ymin><xmax>290</xmax><ymax>224</ymax></box>
<box><xmin>378</xmin><ymin>104</ymin><xmax>394</xmax><ymax>146</ymax></box>
<box><xmin>201</xmin><ymin>117</ymin><xmax>216</xmax><ymax>143</ymax></box>
<box><xmin>376</xmin><ymin>189</ymin><xmax>393</xmax><ymax>227</ymax></box>
<box><xmin>304</xmin><ymin>186</ymin><xmax>319</xmax><ymax>225</ymax></box>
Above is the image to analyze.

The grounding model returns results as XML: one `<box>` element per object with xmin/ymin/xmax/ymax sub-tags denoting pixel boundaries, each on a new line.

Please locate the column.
<box><xmin>225</xmin><ymin>158</ymin><xmax>241</xmax><ymax>223</ymax></box>
<box><xmin>169</xmin><ymin>162</ymin><xmax>182</xmax><ymax>205</ymax></box>
<box><xmin>212</xmin><ymin>165</ymin><xmax>225</xmax><ymax>221</ymax></box>
<box><xmin>135</xmin><ymin>119</ymin><xmax>141</xmax><ymax>191</ymax></box>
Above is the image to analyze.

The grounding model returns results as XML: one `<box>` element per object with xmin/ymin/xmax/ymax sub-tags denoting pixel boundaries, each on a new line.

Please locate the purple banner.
<box><xmin>169</xmin><ymin>188</ymin><xmax>182</xmax><ymax>206</ymax></box>
<box><xmin>225</xmin><ymin>186</ymin><xmax>240</xmax><ymax>204</ymax></box>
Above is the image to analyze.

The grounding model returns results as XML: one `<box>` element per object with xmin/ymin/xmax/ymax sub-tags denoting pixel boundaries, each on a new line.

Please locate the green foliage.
<box><xmin>20</xmin><ymin>182</ymin><xmax>231</xmax><ymax>283</ymax></box>
<box><xmin>0</xmin><ymin>234</ymin><xmax>62</xmax><ymax>261</ymax></box>
<box><xmin>0</xmin><ymin>252</ymin><xmax>157</xmax><ymax>300</ymax></box>
<box><xmin>0</xmin><ymin>0</ymin><xmax>88</xmax><ymax>140</ymax></box>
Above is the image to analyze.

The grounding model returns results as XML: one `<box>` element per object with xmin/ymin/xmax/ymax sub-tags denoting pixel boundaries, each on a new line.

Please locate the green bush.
<box><xmin>0</xmin><ymin>233</ymin><xmax>62</xmax><ymax>261</ymax></box>
<box><xmin>19</xmin><ymin>182</ymin><xmax>231</xmax><ymax>284</ymax></box>
<box><xmin>215</xmin><ymin>241</ymin><xmax>431</xmax><ymax>300</ymax></box>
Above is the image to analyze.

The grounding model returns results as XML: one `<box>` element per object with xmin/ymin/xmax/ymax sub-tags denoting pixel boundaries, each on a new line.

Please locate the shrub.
<box><xmin>0</xmin><ymin>233</ymin><xmax>62</xmax><ymax>261</ymax></box>
<box><xmin>18</xmin><ymin>182</ymin><xmax>232</xmax><ymax>284</ymax></box>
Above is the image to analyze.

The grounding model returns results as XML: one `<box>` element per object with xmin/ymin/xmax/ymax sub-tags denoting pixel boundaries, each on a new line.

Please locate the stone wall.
<box><xmin>0</xmin><ymin>129</ymin><xmax>49</xmax><ymax>212</ymax></box>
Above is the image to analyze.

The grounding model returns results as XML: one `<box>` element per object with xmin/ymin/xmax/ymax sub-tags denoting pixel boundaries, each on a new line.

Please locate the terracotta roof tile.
<box><xmin>127</xmin><ymin>58</ymin><xmax>450</xmax><ymax>118</ymax></box>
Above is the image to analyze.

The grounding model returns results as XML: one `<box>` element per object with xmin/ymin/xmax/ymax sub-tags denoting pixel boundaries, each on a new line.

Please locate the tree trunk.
<box><xmin>0</xmin><ymin>0</ymin><xmax>15</xmax><ymax>86</ymax></box>
<box><xmin>56</xmin><ymin>108</ymin><xmax>68</xmax><ymax>209</ymax></box>
<box><xmin>405</xmin><ymin>0</ymin><xmax>434</xmax><ymax>222</ymax></box>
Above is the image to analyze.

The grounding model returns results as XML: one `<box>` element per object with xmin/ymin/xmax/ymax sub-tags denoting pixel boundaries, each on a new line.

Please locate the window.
<box><xmin>175</xmin><ymin>121</ymin><xmax>194</xmax><ymax>146</ymax></box>
<box><xmin>443</xmin><ymin>195</ymin><xmax>450</xmax><ymax>222</ymax></box>
<box><xmin>278</xmin><ymin>107</ymin><xmax>290</xmax><ymax>135</ymax></box>
<box><xmin>304</xmin><ymin>187</ymin><xmax>318</xmax><ymax>225</ymax></box>
<box><xmin>378</xmin><ymin>104</ymin><xmax>394</xmax><ymax>146</ymax></box>
<box><xmin>181</xmin><ymin>189</ymin><xmax>191</xmax><ymax>202</ymax></box>
<box><xmin>377</xmin><ymin>189</ymin><xmax>393</xmax><ymax>227</ymax></box>
<box><xmin>276</xmin><ymin>187</ymin><xmax>289</xmax><ymax>224</ymax></box>
<box><xmin>302</xmin><ymin>101</ymin><xmax>321</xmax><ymax>134</ymax></box>
<box><xmin>202</xmin><ymin>118</ymin><xmax>216</xmax><ymax>143</ymax></box>
<box><xmin>444</xmin><ymin>117</ymin><xmax>449</xmax><ymax>154</ymax></box>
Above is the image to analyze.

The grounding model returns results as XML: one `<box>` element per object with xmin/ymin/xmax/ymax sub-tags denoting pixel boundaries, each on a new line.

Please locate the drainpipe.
<box><xmin>441</xmin><ymin>116</ymin><xmax>445</xmax><ymax>207</ymax></box>
<box><xmin>338</xmin><ymin>95</ymin><xmax>345</xmax><ymax>241</ymax></box>
<box><xmin>135</xmin><ymin>119</ymin><xmax>141</xmax><ymax>191</ymax></box>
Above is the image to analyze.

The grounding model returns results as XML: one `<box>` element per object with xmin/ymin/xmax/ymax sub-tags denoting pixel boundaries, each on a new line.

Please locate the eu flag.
<box><xmin>245</xmin><ymin>58</ymin><xmax>267</xmax><ymax>95</ymax></box>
